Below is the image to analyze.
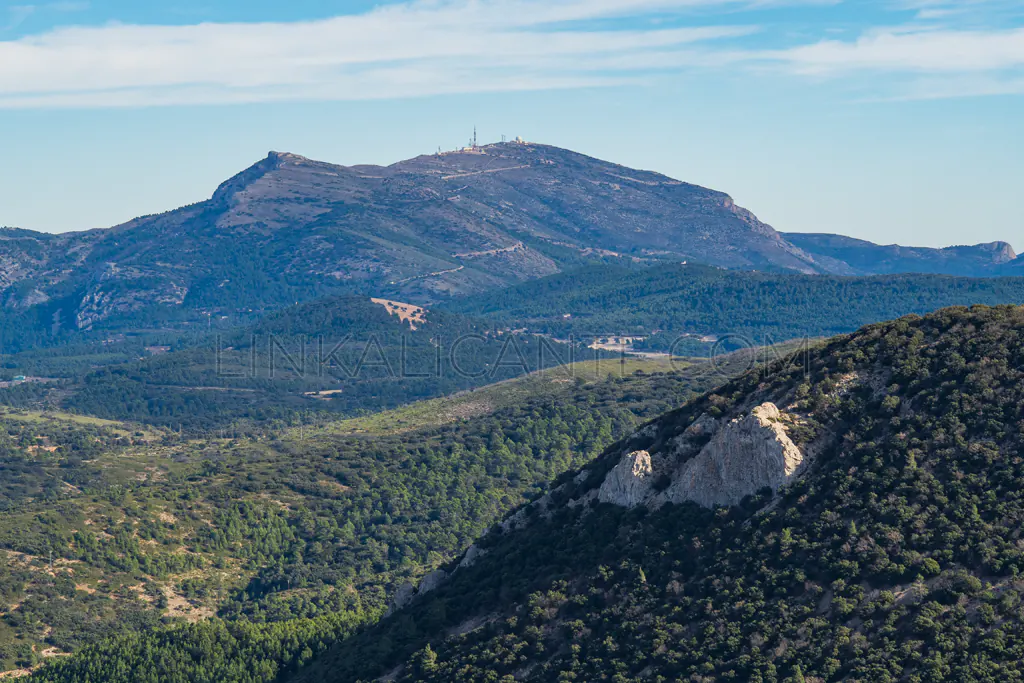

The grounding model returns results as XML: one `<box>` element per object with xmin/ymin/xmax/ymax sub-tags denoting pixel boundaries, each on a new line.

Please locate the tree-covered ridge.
<box><xmin>2</xmin><ymin>296</ymin><xmax>606</xmax><ymax>433</ymax></box>
<box><xmin>30</xmin><ymin>611</ymin><xmax>370</xmax><ymax>683</ymax></box>
<box><xmin>446</xmin><ymin>263</ymin><xmax>1024</xmax><ymax>351</ymax></box>
<box><xmin>297</xmin><ymin>304</ymin><xmax>1024</xmax><ymax>683</ymax></box>
<box><xmin>4</xmin><ymin>354</ymin><xmax>754</xmax><ymax>678</ymax></box>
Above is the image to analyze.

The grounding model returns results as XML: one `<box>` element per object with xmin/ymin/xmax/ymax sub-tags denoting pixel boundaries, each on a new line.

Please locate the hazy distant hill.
<box><xmin>0</xmin><ymin>143</ymin><xmax>818</xmax><ymax>339</ymax></box>
<box><xmin>785</xmin><ymin>232</ymin><xmax>1021</xmax><ymax>277</ymax></box>
<box><xmin>2</xmin><ymin>142</ymin><xmax>1017</xmax><ymax>347</ymax></box>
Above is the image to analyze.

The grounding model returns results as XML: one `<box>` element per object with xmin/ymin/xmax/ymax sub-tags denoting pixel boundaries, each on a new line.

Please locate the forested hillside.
<box><xmin>4</xmin><ymin>351</ymin><xmax>761</xmax><ymax>678</ymax></box>
<box><xmin>448</xmin><ymin>264</ymin><xmax>1024</xmax><ymax>351</ymax></box>
<box><xmin>293</xmin><ymin>305</ymin><xmax>1024</xmax><ymax>683</ymax></box>
<box><xmin>6</xmin><ymin>277</ymin><xmax>1024</xmax><ymax>682</ymax></box>
<box><xmin>13</xmin><ymin>302</ymin><xmax>1024</xmax><ymax>683</ymax></box>
<box><xmin>9</xmin><ymin>265</ymin><xmax>1024</xmax><ymax>431</ymax></box>
<box><xmin>0</xmin><ymin>297</ymin><xmax>601</xmax><ymax>432</ymax></box>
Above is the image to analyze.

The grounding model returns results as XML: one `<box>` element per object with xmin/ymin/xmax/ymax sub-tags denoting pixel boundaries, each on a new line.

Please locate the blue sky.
<box><xmin>2</xmin><ymin>0</ymin><xmax>1022</xmax><ymax>250</ymax></box>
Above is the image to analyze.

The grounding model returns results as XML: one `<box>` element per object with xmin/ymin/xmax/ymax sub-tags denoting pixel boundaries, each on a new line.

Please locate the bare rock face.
<box><xmin>592</xmin><ymin>405</ymin><xmax>804</xmax><ymax>511</ymax></box>
<box><xmin>499</xmin><ymin>492</ymin><xmax>554</xmax><ymax>533</ymax></box>
<box><xmin>499</xmin><ymin>507</ymin><xmax>528</xmax><ymax>533</ymax></box>
<box><xmin>598</xmin><ymin>450</ymin><xmax>653</xmax><ymax>508</ymax></box>
<box><xmin>458</xmin><ymin>544</ymin><xmax>487</xmax><ymax>569</ymax></box>
<box><xmin>417</xmin><ymin>569</ymin><xmax>448</xmax><ymax>596</ymax></box>
<box><xmin>388</xmin><ymin>582</ymin><xmax>416</xmax><ymax>615</ymax></box>
<box><xmin>685</xmin><ymin>413</ymin><xmax>718</xmax><ymax>438</ymax></box>
<box><xmin>385</xmin><ymin>568</ymin><xmax>450</xmax><ymax>615</ymax></box>
<box><xmin>75</xmin><ymin>279</ymin><xmax>188</xmax><ymax>330</ymax></box>
<box><xmin>12</xmin><ymin>288</ymin><xmax>50</xmax><ymax>308</ymax></box>
<box><xmin>665</xmin><ymin>403</ymin><xmax>803</xmax><ymax>508</ymax></box>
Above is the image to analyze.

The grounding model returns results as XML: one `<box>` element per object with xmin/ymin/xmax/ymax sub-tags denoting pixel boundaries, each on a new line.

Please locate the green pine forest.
<box><xmin>297</xmin><ymin>304</ymin><xmax>1024</xmax><ymax>683</ymax></box>
<box><xmin>0</xmin><ymin>351</ymin><xmax>759</xmax><ymax>676</ymax></box>
<box><xmin>446</xmin><ymin>264</ymin><xmax>1024</xmax><ymax>352</ymax></box>
<box><xmin>0</xmin><ymin>262</ymin><xmax>1021</xmax><ymax>683</ymax></box>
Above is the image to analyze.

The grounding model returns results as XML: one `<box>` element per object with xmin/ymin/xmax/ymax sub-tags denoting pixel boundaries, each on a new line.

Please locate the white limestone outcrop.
<box><xmin>458</xmin><ymin>544</ymin><xmax>487</xmax><ymax>569</ymax></box>
<box><xmin>664</xmin><ymin>403</ymin><xmax>803</xmax><ymax>508</ymax></box>
<box><xmin>387</xmin><ymin>582</ymin><xmax>416</xmax><ymax>615</ymax></box>
<box><xmin>418</xmin><ymin>569</ymin><xmax>448</xmax><ymax>595</ymax></box>
<box><xmin>597</xmin><ymin>450</ymin><xmax>653</xmax><ymax>508</ymax></box>
<box><xmin>592</xmin><ymin>403</ymin><xmax>805</xmax><ymax>511</ymax></box>
<box><xmin>385</xmin><ymin>568</ymin><xmax>449</xmax><ymax>615</ymax></box>
<box><xmin>685</xmin><ymin>412</ymin><xmax>718</xmax><ymax>437</ymax></box>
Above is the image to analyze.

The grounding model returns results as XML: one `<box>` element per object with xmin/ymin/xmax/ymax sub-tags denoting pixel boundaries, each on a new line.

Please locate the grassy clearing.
<box><xmin>304</xmin><ymin>355</ymin><xmax>693</xmax><ymax>437</ymax></box>
<box><xmin>0</xmin><ymin>409</ymin><xmax>163</xmax><ymax>440</ymax></box>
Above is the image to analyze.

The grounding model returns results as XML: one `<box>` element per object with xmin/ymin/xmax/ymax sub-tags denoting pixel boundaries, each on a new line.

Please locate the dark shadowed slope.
<box><xmin>2</xmin><ymin>296</ymin><xmax>600</xmax><ymax>431</ymax></box>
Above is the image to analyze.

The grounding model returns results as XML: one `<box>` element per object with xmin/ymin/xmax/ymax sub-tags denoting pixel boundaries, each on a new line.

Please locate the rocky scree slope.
<box><xmin>295</xmin><ymin>304</ymin><xmax>1024</xmax><ymax>683</ymax></box>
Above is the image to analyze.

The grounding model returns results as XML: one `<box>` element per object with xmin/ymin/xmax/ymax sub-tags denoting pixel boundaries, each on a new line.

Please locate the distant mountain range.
<box><xmin>784</xmin><ymin>233</ymin><xmax>1021</xmax><ymax>277</ymax></box>
<box><xmin>1</xmin><ymin>141</ymin><xmax>1020</xmax><ymax>340</ymax></box>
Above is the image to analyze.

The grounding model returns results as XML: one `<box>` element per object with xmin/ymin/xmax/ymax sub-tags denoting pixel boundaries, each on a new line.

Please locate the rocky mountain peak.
<box><xmin>210</xmin><ymin>155</ymin><xmax>281</xmax><ymax>205</ymax></box>
<box><xmin>2</xmin><ymin>145</ymin><xmax>1020</xmax><ymax>345</ymax></box>
<box><xmin>985</xmin><ymin>241</ymin><xmax>1017</xmax><ymax>263</ymax></box>
<box><xmin>209</xmin><ymin>151</ymin><xmax>329</xmax><ymax>205</ymax></box>
<box><xmin>266</xmin><ymin>151</ymin><xmax>316</xmax><ymax>166</ymax></box>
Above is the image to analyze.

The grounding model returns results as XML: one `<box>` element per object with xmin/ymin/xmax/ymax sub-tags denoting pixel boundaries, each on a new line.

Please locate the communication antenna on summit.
<box><xmin>472</xmin><ymin>126</ymin><xmax>478</xmax><ymax>148</ymax></box>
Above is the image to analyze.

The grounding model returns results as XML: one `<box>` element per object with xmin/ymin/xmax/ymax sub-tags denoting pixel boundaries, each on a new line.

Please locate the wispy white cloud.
<box><xmin>3</xmin><ymin>5</ymin><xmax>35</xmax><ymax>31</ymax></box>
<box><xmin>883</xmin><ymin>72</ymin><xmax>1024</xmax><ymax>99</ymax></box>
<box><xmin>773</xmin><ymin>27</ymin><xmax>1024</xmax><ymax>73</ymax></box>
<box><xmin>755</xmin><ymin>23</ymin><xmax>1024</xmax><ymax>100</ymax></box>
<box><xmin>0</xmin><ymin>0</ymin><xmax>1022</xmax><ymax>108</ymax></box>
<box><xmin>889</xmin><ymin>0</ymin><xmax>1024</xmax><ymax>24</ymax></box>
<box><xmin>0</xmin><ymin>0</ymin><xmax>772</xmax><ymax>108</ymax></box>
<box><xmin>2</xmin><ymin>1</ymin><xmax>88</xmax><ymax>33</ymax></box>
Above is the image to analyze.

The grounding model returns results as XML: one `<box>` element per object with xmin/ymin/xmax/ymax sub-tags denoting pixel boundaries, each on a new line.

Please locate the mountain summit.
<box><xmin>1</xmin><ymin>142</ymin><xmax>1020</xmax><ymax>335</ymax></box>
